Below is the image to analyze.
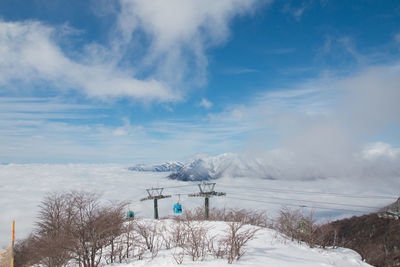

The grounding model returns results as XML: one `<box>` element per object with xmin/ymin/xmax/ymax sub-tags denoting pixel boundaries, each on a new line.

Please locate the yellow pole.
<box><xmin>11</xmin><ymin>220</ymin><xmax>14</xmax><ymax>267</ymax></box>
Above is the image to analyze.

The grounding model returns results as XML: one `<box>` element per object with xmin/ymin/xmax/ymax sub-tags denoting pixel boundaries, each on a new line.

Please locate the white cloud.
<box><xmin>112</xmin><ymin>128</ymin><xmax>129</xmax><ymax>136</ymax></box>
<box><xmin>282</xmin><ymin>2</ymin><xmax>310</xmax><ymax>21</ymax></box>
<box><xmin>222</xmin><ymin>68</ymin><xmax>259</xmax><ymax>75</ymax></box>
<box><xmin>317</xmin><ymin>36</ymin><xmax>366</xmax><ymax>64</ymax></box>
<box><xmin>395</xmin><ymin>32</ymin><xmax>400</xmax><ymax>43</ymax></box>
<box><xmin>199</xmin><ymin>98</ymin><xmax>213</xmax><ymax>109</ymax></box>
<box><xmin>337</xmin><ymin>63</ymin><xmax>400</xmax><ymax>134</ymax></box>
<box><xmin>0</xmin><ymin>21</ymin><xmax>178</xmax><ymax>102</ymax></box>
<box><xmin>362</xmin><ymin>142</ymin><xmax>400</xmax><ymax>160</ymax></box>
<box><xmin>0</xmin><ymin>1</ymin><xmax>267</xmax><ymax>103</ymax></box>
<box><xmin>117</xmin><ymin>0</ymin><xmax>266</xmax><ymax>87</ymax></box>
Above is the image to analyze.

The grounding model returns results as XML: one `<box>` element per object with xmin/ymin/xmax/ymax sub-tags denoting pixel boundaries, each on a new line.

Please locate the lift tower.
<box><xmin>141</xmin><ymin>187</ymin><xmax>171</xmax><ymax>219</ymax></box>
<box><xmin>188</xmin><ymin>182</ymin><xmax>226</xmax><ymax>220</ymax></box>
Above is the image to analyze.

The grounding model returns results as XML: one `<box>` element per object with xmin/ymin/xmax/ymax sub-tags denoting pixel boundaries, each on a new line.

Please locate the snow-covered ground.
<box><xmin>106</xmin><ymin>220</ymin><xmax>371</xmax><ymax>267</ymax></box>
<box><xmin>0</xmin><ymin>163</ymin><xmax>399</xmax><ymax>248</ymax></box>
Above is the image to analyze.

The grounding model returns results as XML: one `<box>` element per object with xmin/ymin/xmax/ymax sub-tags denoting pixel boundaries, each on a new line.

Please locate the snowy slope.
<box><xmin>106</xmin><ymin>220</ymin><xmax>371</xmax><ymax>267</ymax></box>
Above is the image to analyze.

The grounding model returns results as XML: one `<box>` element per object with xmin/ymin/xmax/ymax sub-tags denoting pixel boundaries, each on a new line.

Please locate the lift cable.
<box><xmin>224</xmin><ymin>196</ymin><xmax>374</xmax><ymax>214</ymax></box>
<box><xmin>218</xmin><ymin>183</ymin><xmax>397</xmax><ymax>200</ymax></box>
<box><xmin>224</xmin><ymin>191</ymin><xmax>382</xmax><ymax>210</ymax></box>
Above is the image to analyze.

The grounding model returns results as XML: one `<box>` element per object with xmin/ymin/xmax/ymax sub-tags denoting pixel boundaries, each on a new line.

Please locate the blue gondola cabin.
<box><xmin>126</xmin><ymin>211</ymin><xmax>135</xmax><ymax>220</ymax></box>
<box><xmin>173</xmin><ymin>203</ymin><xmax>182</xmax><ymax>214</ymax></box>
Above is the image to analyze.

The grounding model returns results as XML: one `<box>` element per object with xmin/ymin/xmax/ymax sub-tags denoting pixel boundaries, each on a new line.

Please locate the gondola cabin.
<box><xmin>173</xmin><ymin>203</ymin><xmax>182</xmax><ymax>214</ymax></box>
<box><xmin>126</xmin><ymin>211</ymin><xmax>135</xmax><ymax>220</ymax></box>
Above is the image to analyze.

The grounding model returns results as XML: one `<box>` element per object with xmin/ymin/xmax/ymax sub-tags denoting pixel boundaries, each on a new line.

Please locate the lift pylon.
<box><xmin>140</xmin><ymin>187</ymin><xmax>171</xmax><ymax>219</ymax></box>
<box><xmin>188</xmin><ymin>182</ymin><xmax>226</xmax><ymax>220</ymax></box>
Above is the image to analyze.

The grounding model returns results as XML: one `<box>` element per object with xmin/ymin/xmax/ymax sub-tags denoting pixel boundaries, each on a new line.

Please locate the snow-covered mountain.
<box><xmin>129</xmin><ymin>162</ymin><xmax>184</xmax><ymax>172</ymax></box>
<box><xmin>168</xmin><ymin>153</ymin><xmax>277</xmax><ymax>181</ymax></box>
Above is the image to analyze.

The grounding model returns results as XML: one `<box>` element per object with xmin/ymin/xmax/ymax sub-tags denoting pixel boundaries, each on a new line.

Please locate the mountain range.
<box><xmin>130</xmin><ymin>153</ymin><xmax>278</xmax><ymax>181</ymax></box>
<box><xmin>129</xmin><ymin>143</ymin><xmax>400</xmax><ymax>182</ymax></box>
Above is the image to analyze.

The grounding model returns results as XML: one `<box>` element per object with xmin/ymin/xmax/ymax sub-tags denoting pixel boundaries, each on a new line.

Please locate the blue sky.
<box><xmin>0</xmin><ymin>0</ymin><xmax>399</xmax><ymax>163</ymax></box>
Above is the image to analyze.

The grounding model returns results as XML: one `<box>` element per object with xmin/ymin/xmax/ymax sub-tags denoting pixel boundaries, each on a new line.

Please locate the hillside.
<box><xmin>318</xmin><ymin>213</ymin><xmax>400</xmax><ymax>267</ymax></box>
<box><xmin>104</xmin><ymin>220</ymin><xmax>371</xmax><ymax>267</ymax></box>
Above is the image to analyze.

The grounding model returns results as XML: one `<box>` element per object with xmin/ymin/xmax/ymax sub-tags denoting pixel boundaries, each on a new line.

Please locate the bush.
<box><xmin>181</xmin><ymin>220</ymin><xmax>214</xmax><ymax>261</ymax></box>
<box><xmin>220</xmin><ymin>222</ymin><xmax>259</xmax><ymax>264</ymax></box>
<box><xmin>275</xmin><ymin>207</ymin><xmax>318</xmax><ymax>247</ymax></box>
<box><xmin>133</xmin><ymin>220</ymin><xmax>163</xmax><ymax>259</ymax></box>
<box><xmin>177</xmin><ymin>207</ymin><xmax>270</xmax><ymax>228</ymax></box>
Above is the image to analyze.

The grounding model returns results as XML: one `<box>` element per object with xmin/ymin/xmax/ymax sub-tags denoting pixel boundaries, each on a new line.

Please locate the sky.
<box><xmin>0</xmin><ymin>0</ymin><xmax>400</xmax><ymax>164</ymax></box>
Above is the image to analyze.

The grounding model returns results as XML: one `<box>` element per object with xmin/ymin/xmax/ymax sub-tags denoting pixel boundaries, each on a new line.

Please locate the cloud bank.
<box><xmin>210</xmin><ymin>62</ymin><xmax>400</xmax><ymax>181</ymax></box>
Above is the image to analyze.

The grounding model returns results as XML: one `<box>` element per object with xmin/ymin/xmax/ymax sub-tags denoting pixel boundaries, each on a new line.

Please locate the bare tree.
<box><xmin>171</xmin><ymin>247</ymin><xmax>184</xmax><ymax>264</ymax></box>
<box><xmin>34</xmin><ymin>192</ymin><xmax>74</xmax><ymax>266</ymax></box>
<box><xmin>102</xmin><ymin>200</ymin><xmax>128</xmax><ymax>264</ymax></box>
<box><xmin>169</xmin><ymin>220</ymin><xmax>187</xmax><ymax>249</ymax></box>
<box><xmin>275</xmin><ymin>207</ymin><xmax>319</xmax><ymax>248</ymax></box>
<box><xmin>181</xmin><ymin>220</ymin><xmax>213</xmax><ymax>261</ymax></box>
<box><xmin>17</xmin><ymin>191</ymin><xmax>127</xmax><ymax>267</ymax></box>
<box><xmin>209</xmin><ymin>208</ymin><xmax>269</xmax><ymax>228</ymax></box>
<box><xmin>275</xmin><ymin>207</ymin><xmax>302</xmax><ymax>241</ymax></box>
<box><xmin>299</xmin><ymin>210</ymin><xmax>318</xmax><ymax>248</ymax></box>
<box><xmin>134</xmin><ymin>220</ymin><xmax>161</xmax><ymax>253</ymax></box>
<box><xmin>121</xmin><ymin>221</ymin><xmax>137</xmax><ymax>262</ymax></box>
<box><xmin>65</xmin><ymin>191</ymin><xmax>127</xmax><ymax>267</ymax></box>
<box><xmin>14</xmin><ymin>234</ymin><xmax>41</xmax><ymax>267</ymax></box>
<box><xmin>220</xmin><ymin>222</ymin><xmax>259</xmax><ymax>264</ymax></box>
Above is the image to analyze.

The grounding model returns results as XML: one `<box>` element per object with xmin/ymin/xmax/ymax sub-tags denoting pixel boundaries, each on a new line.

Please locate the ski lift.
<box><xmin>126</xmin><ymin>210</ymin><xmax>135</xmax><ymax>220</ymax></box>
<box><xmin>173</xmin><ymin>195</ymin><xmax>183</xmax><ymax>214</ymax></box>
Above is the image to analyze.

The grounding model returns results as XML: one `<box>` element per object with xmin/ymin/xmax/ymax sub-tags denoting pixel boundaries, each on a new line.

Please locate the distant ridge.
<box><xmin>128</xmin><ymin>162</ymin><xmax>183</xmax><ymax>172</ymax></box>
